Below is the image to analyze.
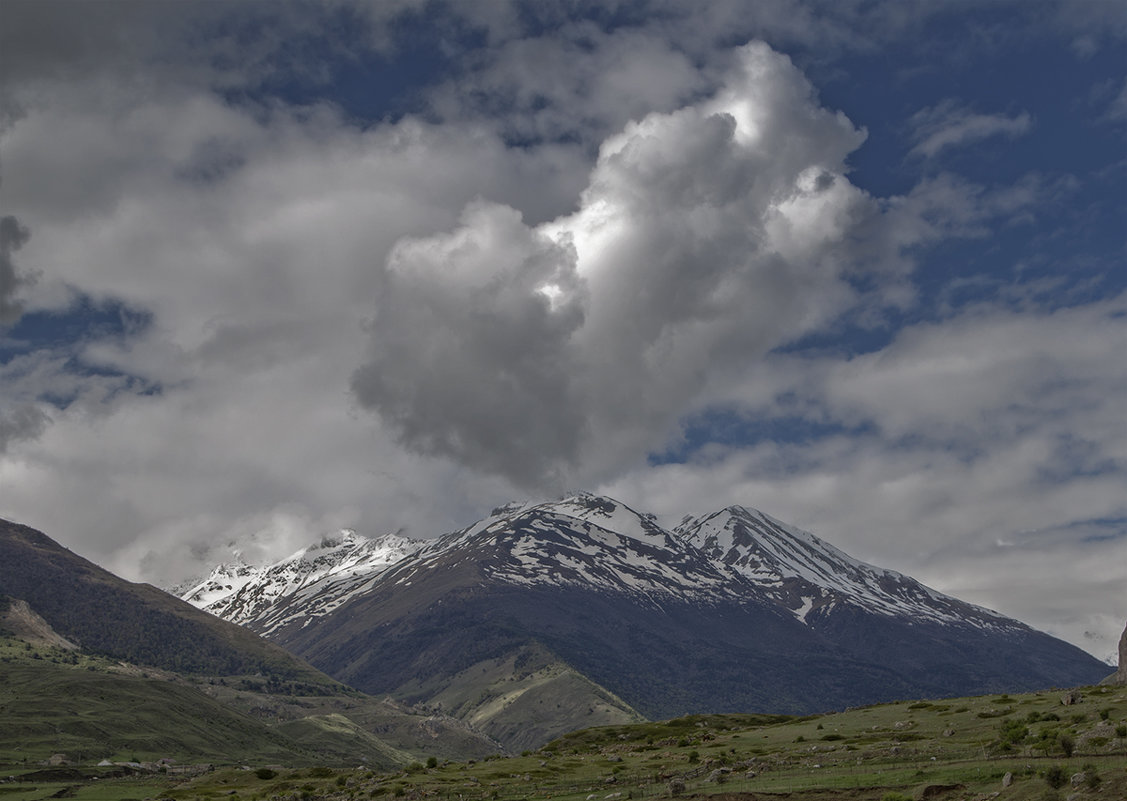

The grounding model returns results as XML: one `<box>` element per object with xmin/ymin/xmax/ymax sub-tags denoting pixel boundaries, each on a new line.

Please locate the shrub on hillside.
<box><xmin>1042</xmin><ymin>765</ymin><xmax>1067</xmax><ymax>789</ymax></box>
<box><xmin>998</xmin><ymin>719</ymin><xmax>1029</xmax><ymax>746</ymax></box>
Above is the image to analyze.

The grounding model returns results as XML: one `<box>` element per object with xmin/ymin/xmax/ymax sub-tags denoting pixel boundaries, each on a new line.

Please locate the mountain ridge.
<box><xmin>675</xmin><ymin>504</ymin><xmax>1021</xmax><ymax>629</ymax></box>
<box><xmin>187</xmin><ymin>492</ymin><xmax>1034</xmax><ymax>636</ymax></box>
<box><xmin>178</xmin><ymin>529</ymin><xmax>425</xmax><ymax>635</ymax></box>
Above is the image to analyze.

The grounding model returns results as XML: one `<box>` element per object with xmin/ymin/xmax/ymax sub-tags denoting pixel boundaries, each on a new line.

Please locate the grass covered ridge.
<box><xmin>0</xmin><ymin>636</ymin><xmax>498</xmax><ymax>771</ymax></box>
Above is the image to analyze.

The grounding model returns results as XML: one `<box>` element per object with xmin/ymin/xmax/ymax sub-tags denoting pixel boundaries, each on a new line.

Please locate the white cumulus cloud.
<box><xmin>351</xmin><ymin>43</ymin><xmax>918</xmax><ymax>489</ymax></box>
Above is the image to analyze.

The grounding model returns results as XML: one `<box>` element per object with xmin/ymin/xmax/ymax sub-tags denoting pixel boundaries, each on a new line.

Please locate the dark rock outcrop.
<box><xmin>1104</xmin><ymin>620</ymin><xmax>1127</xmax><ymax>685</ymax></box>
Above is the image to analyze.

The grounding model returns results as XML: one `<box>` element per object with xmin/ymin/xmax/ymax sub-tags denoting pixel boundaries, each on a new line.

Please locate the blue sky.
<box><xmin>0</xmin><ymin>0</ymin><xmax>1124</xmax><ymax>662</ymax></box>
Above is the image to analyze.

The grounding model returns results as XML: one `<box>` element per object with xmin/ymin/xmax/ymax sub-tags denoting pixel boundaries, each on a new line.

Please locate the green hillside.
<box><xmin>4</xmin><ymin>677</ymin><xmax>1124</xmax><ymax>801</ymax></box>
<box><xmin>0</xmin><ymin>636</ymin><xmax>405</xmax><ymax>769</ymax></box>
<box><xmin>0</xmin><ymin>632</ymin><xmax>501</xmax><ymax>773</ymax></box>
<box><xmin>0</xmin><ymin>519</ymin><xmax>335</xmax><ymax>683</ymax></box>
<box><xmin>0</xmin><ymin>513</ymin><xmax>503</xmax><ymax>768</ymax></box>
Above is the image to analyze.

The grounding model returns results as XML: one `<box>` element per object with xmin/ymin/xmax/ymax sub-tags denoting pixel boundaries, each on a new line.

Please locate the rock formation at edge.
<box><xmin>1105</xmin><ymin>620</ymin><xmax>1127</xmax><ymax>685</ymax></box>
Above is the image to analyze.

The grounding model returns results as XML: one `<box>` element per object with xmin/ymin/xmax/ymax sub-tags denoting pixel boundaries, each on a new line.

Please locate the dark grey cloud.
<box><xmin>0</xmin><ymin>403</ymin><xmax>48</xmax><ymax>454</ymax></box>
<box><xmin>0</xmin><ymin>0</ymin><xmax>412</xmax><ymax>114</ymax></box>
<box><xmin>0</xmin><ymin>0</ymin><xmax>218</xmax><ymax>114</ymax></box>
<box><xmin>352</xmin><ymin>202</ymin><xmax>587</xmax><ymax>488</ymax></box>
<box><xmin>426</xmin><ymin>27</ymin><xmax>710</xmax><ymax>151</ymax></box>
<box><xmin>0</xmin><ymin>213</ymin><xmax>31</xmax><ymax>324</ymax></box>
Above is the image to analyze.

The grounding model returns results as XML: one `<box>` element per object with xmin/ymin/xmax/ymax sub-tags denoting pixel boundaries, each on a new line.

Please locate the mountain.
<box><xmin>0</xmin><ymin>518</ymin><xmax>501</xmax><ymax>764</ymax></box>
<box><xmin>178</xmin><ymin>530</ymin><xmax>424</xmax><ymax>635</ymax></box>
<box><xmin>180</xmin><ymin>493</ymin><xmax>1110</xmax><ymax>749</ymax></box>
<box><xmin>676</xmin><ymin>505</ymin><xmax>1017</xmax><ymax>627</ymax></box>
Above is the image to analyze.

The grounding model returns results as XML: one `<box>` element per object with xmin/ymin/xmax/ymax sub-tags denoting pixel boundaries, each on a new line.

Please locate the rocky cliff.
<box><xmin>1105</xmin><ymin>620</ymin><xmax>1127</xmax><ymax>685</ymax></box>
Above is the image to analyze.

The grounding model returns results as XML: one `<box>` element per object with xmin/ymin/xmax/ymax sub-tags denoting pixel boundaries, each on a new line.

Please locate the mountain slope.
<box><xmin>0</xmin><ymin>595</ymin><xmax>78</xmax><ymax>649</ymax></box>
<box><xmin>0</xmin><ymin>519</ymin><xmax>503</xmax><ymax>763</ymax></box>
<box><xmin>180</xmin><ymin>494</ymin><xmax>1110</xmax><ymax>748</ymax></box>
<box><xmin>676</xmin><ymin>505</ymin><xmax>1020</xmax><ymax>628</ymax></box>
<box><xmin>0</xmin><ymin>518</ymin><xmax>331</xmax><ymax>681</ymax></box>
<box><xmin>673</xmin><ymin>506</ymin><xmax>1115</xmax><ymax>689</ymax></box>
<box><xmin>400</xmin><ymin>642</ymin><xmax>645</xmax><ymax>753</ymax></box>
<box><xmin>0</xmin><ymin>635</ymin><xmax>393</xmax><ymax>767</ymax></box>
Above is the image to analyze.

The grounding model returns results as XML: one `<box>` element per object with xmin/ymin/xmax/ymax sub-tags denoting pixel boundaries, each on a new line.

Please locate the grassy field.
<box><xmin>0</xmin><ymin>643</ymin><xmax>381</xmax><ymax>768</ymax></box>
<box><xmin>2</xmin><ymin>680</ymin><xmax>1123</xmax><ymax>801</ymax></box>
<box><xmin>0</xmin><ymin>636</ymin><xmax>472</xmax><ymax>769</ymax></box>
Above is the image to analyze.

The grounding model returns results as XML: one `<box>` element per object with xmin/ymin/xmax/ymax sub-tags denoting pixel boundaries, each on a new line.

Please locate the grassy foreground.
<box><xmin>2</xmin><ymin>681</ymin><xmax>1125</xmax><ymax>801</ymax></box>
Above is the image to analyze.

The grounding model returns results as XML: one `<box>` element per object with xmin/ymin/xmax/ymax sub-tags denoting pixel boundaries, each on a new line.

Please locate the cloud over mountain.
<box><xmin>0</xmin><ymin>1</ymin><xmax>1122</xmax><ymax>663</ymax></box>
<box><xmin>354</xmin><ymin>44</ymin><xmax>923</xmax><ymax>488</ymax></box>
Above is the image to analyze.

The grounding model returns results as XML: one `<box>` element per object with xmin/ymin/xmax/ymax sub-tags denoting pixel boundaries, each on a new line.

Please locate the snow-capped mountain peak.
<box><xmin>276</xmin><ymin>529</ymin><xmax>418</xmax><ymax>577</ymax></box>
<box><xmin>188</xmin><ymin>529</ymin><xmax>425</xmax><ymax>632</ymax></box>
<box><xmin>179</xmin><ymin>494</ymin><xmax>1021</xmax><ymax>638</ymax></box>
<box><xmin>177</xmin><ymin>560</ymin><xmax>264</xmax><ymax>608</ymax></box>
<box><xmin>676</xmin><ymin>505</ymin><xmax>1013</xmax><ymax>628</ymax></box>
<box><xmin>540</xmin><ymin>492</ymin><xmax>674</xmax><ymax>550</ymax></box>
<box><xmin>676</xmin><ymin>505</ymin><xmax>878</xmax><ymax>588</ymax></box>
<box><xmin>170</xmin><ymin>494</ymin><xmax>1109</xmax><ymax>732</ymax></box>
<box><xmin>381</xmin><ymin>494</ymin><xmax>737</xmax><ymax>605</ymax></box>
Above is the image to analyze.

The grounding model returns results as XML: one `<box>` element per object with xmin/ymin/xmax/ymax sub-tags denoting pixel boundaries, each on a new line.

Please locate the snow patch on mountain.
<box><xmin>184</xmin><ymin>529</ymin><xmax>425</xmax><ymax>631</ymax></box>
<box><xmin>177</xmin><ymin>561</ymin><xmax>264</xmax><ymax>608</ymax></box>
<box><xmin>383</xmin><ymin>494</ymin><xmax>739</xmax><ymax>606</ymax></box>
<box><xmin>676</xmin><ymin>506</ymin><xmax>1016</xmax><ymax>629</ymax></box>
<box><xmin>545</xmin><ymin>493</ymin><xmax>674</xmax><ymax>550</ymax></box>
